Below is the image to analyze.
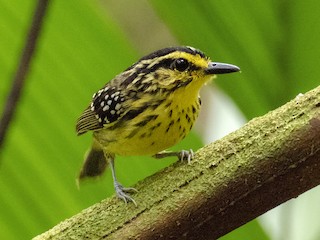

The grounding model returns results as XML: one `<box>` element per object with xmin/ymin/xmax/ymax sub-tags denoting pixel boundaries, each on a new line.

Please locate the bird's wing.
<box><xmin>76</xmin><ymin>85</ymin><xmax>127</xmax><ymax>135</ymax></box>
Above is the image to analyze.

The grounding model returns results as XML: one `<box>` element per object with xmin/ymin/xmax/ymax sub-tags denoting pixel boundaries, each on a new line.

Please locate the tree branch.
<box><xmin>34</xmin><ymin>85</ymin><xmax>320</xmax><ymax>240</ymax></box>
<box><xmin>0</xmin><ymin>0</ymin><xmax>49</xmax><ymax>150</ymax></box>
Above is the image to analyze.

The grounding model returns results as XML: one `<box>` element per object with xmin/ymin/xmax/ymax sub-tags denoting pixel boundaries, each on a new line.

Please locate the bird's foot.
<box><xmin>114</xmin><ymin>181</ymin><xmax>137</xmax><ymax>206</ymax></box>
<box><xmin>178</xmin><ymin>149</ymin><xmax>194</xmax><ymax>164</ymax></box>
<box><xmin>153</xmin><ymin>149</ymin><xmax>194</xmax><ymax>164</ymax></box>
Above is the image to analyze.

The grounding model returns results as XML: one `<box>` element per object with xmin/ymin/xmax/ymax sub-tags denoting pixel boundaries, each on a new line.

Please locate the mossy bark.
<box><xmin>34</xmin><ymin>85</ymin><xmax>320</xmax><ymax>240</ymax></box>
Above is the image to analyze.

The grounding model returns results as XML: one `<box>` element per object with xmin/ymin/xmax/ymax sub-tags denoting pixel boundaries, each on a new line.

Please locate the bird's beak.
<box><xmin>205</xmin><ymin>62</ymin><xmax>240</xmax><ymax>74</ymax></box>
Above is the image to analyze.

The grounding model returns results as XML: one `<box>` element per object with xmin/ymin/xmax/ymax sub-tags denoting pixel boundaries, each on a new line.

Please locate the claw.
<box><xmin>179</xmin><ymin>149</ymin><xmax>194</xmax><ymax>164</ymax></box>
<box><xmin>114</xmin><ymin>181</ymin><xmax>137</xmax><ymax>206</ymax></box>
<box><xmin>153</xmin><ymin>149</ymin><xmax>194</xmax><ymax>164</ymax></box>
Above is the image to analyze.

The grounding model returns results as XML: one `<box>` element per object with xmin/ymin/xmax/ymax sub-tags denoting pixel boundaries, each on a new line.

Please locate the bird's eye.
<box><xmin>173</xmin><ymin>58</ymin><xmax>189</xmax><ymax>72</ymax></box>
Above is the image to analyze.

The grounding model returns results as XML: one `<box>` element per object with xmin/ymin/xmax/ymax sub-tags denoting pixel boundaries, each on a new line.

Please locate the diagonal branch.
<box><xmin>0</xmin><ymin>0</ymin><xmax>50</xmax><ymax>150</ymax></box>
<box><xmin>34</xmin><ymin>85</ymin><xmax>320</xmax><ymax>240</ymax></box>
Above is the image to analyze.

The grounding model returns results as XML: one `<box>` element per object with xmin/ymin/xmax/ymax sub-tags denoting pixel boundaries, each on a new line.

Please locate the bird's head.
<box><xmin>121</xmin><ymin>46</ymin><xmax>240</xmax><ymax>93</ymax></box>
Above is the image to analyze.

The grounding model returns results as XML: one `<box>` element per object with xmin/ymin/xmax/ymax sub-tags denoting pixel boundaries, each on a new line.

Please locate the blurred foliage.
<box><xmin>0</xmin><ymin>0</ymin><xmax>202</xmax><ymax>239</ymax></box>
<box><xmin>0</xmin><ymin>0</ymin><xmax>319</xmax><ymax>239</ymax></box>
<box><xmin>151</xmin><ymin>0</ymin><xmax>320</xmax><ymax>119</ymax></box>
<box><xmin>222</xmin><ymin>220</ymin><xmax>270</xmax><ymax>240</ymax></box>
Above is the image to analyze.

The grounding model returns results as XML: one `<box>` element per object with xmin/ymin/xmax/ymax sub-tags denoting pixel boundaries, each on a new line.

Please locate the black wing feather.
<box><xmin>76</xmin><ymin>86</ymin><xmax>126</xmax><ymax>135</ymax></box>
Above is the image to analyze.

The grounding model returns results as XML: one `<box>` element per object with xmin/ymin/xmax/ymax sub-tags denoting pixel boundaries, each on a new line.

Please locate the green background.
<box><xmin>0</xmin><ymin>0</ymin><xmax>319</xmax><ymax>239</ymax></box>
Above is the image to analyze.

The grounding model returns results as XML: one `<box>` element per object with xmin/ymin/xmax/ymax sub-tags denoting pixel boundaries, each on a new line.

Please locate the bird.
<box><xmin>76</xmin><ymin>46</ymin><xmax>240</xmax><ymax>204</ymax></box>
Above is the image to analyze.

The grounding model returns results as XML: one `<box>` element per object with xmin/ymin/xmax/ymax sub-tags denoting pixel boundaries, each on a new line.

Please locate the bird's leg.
<box><xmin>153</xmin><ymin>149</ymin><xmax>194</xmax><ymax>164</ymax></box>
<box><xmin>109</xmin><ymin>158</ymin><xmax>137</xmax><ymax>205</ymax></box>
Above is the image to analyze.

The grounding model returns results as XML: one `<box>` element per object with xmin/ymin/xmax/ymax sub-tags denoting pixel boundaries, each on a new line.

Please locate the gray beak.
<box><xmin>205</xmin><ymin>62</ymin><xmax>240</xmax><ymax>74</ymax></box>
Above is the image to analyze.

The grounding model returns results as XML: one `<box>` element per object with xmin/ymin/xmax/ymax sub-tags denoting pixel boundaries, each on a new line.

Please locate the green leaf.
<box><xmin>220</xmin><ymin>220</ymin><xmax>270</xmax><ymax>240</ymax></box>
<box><xmin>150</xmin><ymin>0</ymin><xmax>320</xmax><ymax>119</ymax></box>
<box><xmin>3</xmin><ymin>0</ymin><xmax>320</xmax><ymax>239</ymax></box>
<box><xmin>149</xmin><ymin>0</ymin><xmax>320</xmax><ymax>239</ymax></box>
<box><xmin>0</xmin><ymin>1</ymin><xmax>203</xmax><ymax>239</ymax></box>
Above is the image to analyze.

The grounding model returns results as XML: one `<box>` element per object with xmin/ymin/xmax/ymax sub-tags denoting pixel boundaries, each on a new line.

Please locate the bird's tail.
<box><xmin>77</xmin><ymin>138</ymin><xmax>108</xmax><ymax>185</ymax></box>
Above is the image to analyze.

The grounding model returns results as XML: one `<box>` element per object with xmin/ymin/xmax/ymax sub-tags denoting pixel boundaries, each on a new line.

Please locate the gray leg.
<box><xmin>109</xmin><ymin>158</ymin><xmax>137</xmax><ymax>205</ymax></box>
<box><xmin>153</xmin><ymin>149</ymin><xmax>194</xmax><ymax>164</ymax></box>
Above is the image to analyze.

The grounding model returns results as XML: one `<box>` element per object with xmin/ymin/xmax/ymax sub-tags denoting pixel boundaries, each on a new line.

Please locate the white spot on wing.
<box><xmin>115</xmin><ymin>103</ymin><xmax>121</xmax><ymax>110</ymax></box>
<box><xmin>103</xmin><ymin>105</ymin><xmax>110</xmax><ymax>111</ymax></box>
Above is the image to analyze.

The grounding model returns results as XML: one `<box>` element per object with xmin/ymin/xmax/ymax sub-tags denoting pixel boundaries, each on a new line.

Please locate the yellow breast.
<box><xmin>94</xmin><ymin>89</ymin><xmax>201</xmax><ymax>156</ymax></box>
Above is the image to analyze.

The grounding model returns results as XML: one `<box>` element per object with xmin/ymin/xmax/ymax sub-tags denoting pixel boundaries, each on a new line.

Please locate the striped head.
<box><xmin>118</xmin><ymin>46</ymin><xmax>240</xmax><ymax>93</ymax></box>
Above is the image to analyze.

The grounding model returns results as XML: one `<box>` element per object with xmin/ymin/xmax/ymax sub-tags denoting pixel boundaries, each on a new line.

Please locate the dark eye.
<box><xmin>173</xmin><ymin>58</ymin><xmax>189</xmax><ymax>72</ymax></box>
